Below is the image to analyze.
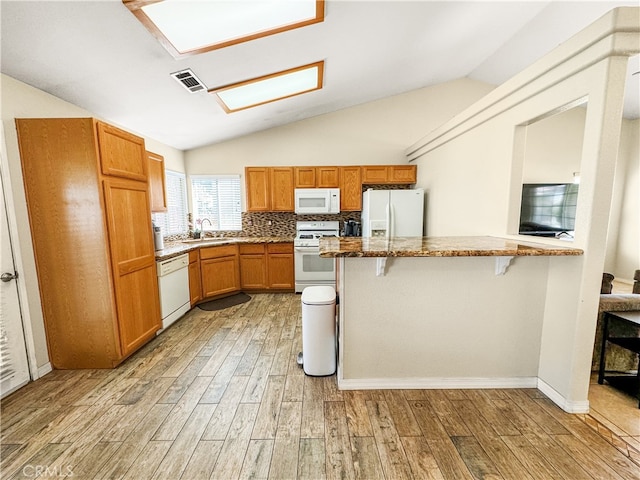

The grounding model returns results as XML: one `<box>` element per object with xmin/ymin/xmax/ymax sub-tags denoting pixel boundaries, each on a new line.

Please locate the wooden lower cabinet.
<box><xmin>200</xmin><ymin>245</ymin><xmax>240</xmax><ymax>298</ymax></box>
<box><xmin>239</xmin><ymin>244</ymin><xmax>268</xmax><ymax>290</ymax></box>
<box><xmin>188</xmin><ymin>250</ymin><xmax>201</xmax><ymax>306</ymax></box>
<box><xmin>237</xmin><ymin>242</ymin><xmax>294</xmax><ymax>292</ymax></box>
<box><xmin>267</xmin><ymin>243</ymin><xmax>294</xmax><ymax>290</ymax></box>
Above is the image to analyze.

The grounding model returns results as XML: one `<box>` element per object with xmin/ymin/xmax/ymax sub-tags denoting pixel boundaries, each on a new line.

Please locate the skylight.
<box><xmin>209</xmin><ymin>61</ymin><xmax>324</xmax><ymax>113</ymax></box>
<box><xmin>123</xmin><ymin>0</ymin><xmax>325</xmax><ymax>57</ymax></box>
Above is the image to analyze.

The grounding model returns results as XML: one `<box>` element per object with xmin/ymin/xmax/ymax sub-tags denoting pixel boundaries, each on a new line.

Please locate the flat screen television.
<box><xmin>519</xmin><ymin>183</ymin><xmax>579</xmax><ymax>238</ymax></box>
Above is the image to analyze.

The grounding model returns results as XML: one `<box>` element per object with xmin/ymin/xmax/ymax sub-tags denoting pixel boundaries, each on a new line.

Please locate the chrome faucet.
<box><xmin>200</xmin><ymin>218</ymin><xmax>213</xmax><ymax>236</ymax></box>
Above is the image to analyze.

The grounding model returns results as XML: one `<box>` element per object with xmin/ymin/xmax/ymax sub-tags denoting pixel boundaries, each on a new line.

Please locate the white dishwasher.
<box><xmin>157</xmin><ymin>254</ymin><xmax>190</xmax><ymax>331</ymax></box>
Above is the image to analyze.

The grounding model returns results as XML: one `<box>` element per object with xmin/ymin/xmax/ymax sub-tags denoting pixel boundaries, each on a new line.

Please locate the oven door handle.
<box><xmin>294</xmin><ymin>246</ymin><xmax>319</xmax><ymax>252</ymax></box>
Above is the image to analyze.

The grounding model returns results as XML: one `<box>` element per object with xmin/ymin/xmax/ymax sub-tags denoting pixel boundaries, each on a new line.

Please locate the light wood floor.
<box><xmin>2</xmin><ymin>293</ymin><xmax>639</xmax><ymax>480</ymax></box>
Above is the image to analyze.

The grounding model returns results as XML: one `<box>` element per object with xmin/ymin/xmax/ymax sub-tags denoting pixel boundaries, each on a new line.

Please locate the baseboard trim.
<box><xmin>36</xmin><ymin>362</ymin><xmax>53</xmax><ymax>379</ymax></box>
<box><xmin>338</xmin><ymin>377</ymin><xmax>538</xmax><ymax>390</ymax></box>
<box><xmin>537</xmin><ymin>378</ymin><xmax>590</xmax><ymax>413</ymax></box>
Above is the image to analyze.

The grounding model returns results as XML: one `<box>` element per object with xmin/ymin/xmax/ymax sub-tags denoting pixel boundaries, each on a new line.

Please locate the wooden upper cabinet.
<box><xmin>147</xmin><ymin>151</ymin><xmax>167</xmax><ymax>212</ymax></box>
<box><xmin>96</xmin><ymin>121</ymin><xmax>147</xmax><ymax>182</ymax></box>
<box><xmin>294</xmin><ymin>166</ymin><xmax>339</xmax><ymax>188</ymax></box>
<box><xmin>316</xmin><ymin>167</ymin><xmax>339</xmax><ymax>188</ymax></box>
<box><xmin>245</xmin><ymin>167</ymin><xmax>270</xmax><ymax>211</ymax></box>
<box><xmin>389</xmin><ymin>165</ymin><xmax>417</xmax><ymax>184</ymax></box>
<box><xmin>361</xmin><ymin>165</ymin><xmax>390</xmax><ymax>184</ymax></box>
<box><xmin>270</xmin><ymin>167</ymin><xmax>294</xmax><ymax>211</ymax></box>
<box><xmin>362</xmin><ymin>165</ymin><xmax>417</xmax><ymax>184</ymax></box>
<box><xmin>339</xmin><ymin>166</ymin><xmax>362</xmax><ymax>211</ymax></box>
<box><xmin>294</xmin><ymin>167</ymin><xmax>316</xmax><ymax>188</ymax></box>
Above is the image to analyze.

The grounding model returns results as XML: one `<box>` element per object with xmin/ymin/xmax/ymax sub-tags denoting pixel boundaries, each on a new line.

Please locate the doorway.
<box><xmin>0</xmin><ymin>150</ymin><xmax>31</xmax><ymax>397</ymax></box>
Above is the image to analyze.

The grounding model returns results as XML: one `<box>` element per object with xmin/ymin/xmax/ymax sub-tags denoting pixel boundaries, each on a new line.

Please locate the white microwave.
<box><xmin>295</xmin><ymin>188</ymin><xmax>340</xmax><ymax>214</ymax></box>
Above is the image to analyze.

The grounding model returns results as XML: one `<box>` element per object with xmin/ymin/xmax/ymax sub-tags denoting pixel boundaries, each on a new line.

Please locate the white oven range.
<box><xmin>294</xmin><ymin>221</ymin><xmax>339</xmax><ymax>293</ymax></box>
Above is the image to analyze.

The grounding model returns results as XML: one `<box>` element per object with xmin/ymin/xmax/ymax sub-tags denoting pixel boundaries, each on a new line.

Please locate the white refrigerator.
<box><xmin>362</xmin><ymin>188</ymin><xmax>424</xmax><ymax>237</ymax></box>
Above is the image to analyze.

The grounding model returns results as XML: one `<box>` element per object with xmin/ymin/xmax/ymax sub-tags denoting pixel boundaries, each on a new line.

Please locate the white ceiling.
<box><xmin>1</xmin><ymin>1</ymin><xmax>638</xmax><ymax>151</ymax></box>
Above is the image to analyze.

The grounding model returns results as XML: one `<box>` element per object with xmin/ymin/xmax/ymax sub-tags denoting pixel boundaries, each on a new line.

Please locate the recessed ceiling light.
<box><xmin>209</xmin><ymin>61</ymin><xmax>324</xmax><ymax>113</ymax></box>
<box><xmin>123</xmin><ymin>0</ymin><xmax>325</xmax><ymax>58</ymax></box>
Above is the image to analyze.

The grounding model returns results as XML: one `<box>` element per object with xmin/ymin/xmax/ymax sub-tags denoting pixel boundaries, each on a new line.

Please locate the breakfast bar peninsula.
<box><xmin>320</xmin><ymin>236</ymin><xmax>583</xmax><ymax>396</ymax></box>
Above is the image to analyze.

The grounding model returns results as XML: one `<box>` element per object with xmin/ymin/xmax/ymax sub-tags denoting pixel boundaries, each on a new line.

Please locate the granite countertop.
<box><xmin>155</xmin><ymin>236</ymin><xmax>295</xmax><ymax>261</ymax></box>
<box><xmin>319</xmin><ymin>236</ymin><xmax>584</xmax><ymax>258</ymax></box>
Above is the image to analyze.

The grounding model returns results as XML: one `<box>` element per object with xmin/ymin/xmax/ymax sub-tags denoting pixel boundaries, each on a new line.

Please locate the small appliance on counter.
<box><xmin>343</xmin><ymin>220</ymin><xmax>361</xmax><ymax>237</ymax></box>
<box><xmin>152</xmin><ymin>221</ymin><xmax>164</xmax><ymax>251</ymax></box>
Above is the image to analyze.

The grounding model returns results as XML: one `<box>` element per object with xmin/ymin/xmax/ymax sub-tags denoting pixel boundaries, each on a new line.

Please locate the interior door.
<box><xmin>0</xmin><ymin>170</ymin><xmax>30</xmax><ymax>398</ymax></box>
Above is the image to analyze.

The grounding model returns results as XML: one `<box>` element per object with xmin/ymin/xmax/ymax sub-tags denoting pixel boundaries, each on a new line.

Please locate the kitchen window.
<box><xmin>191</xmin><ymin>175</ymin><xmax>242</xmax><ymax>231</ymax></box>
<box><xmin>157</xmin><ymin>170</ymin><xmax>188</xmax><ymax>235</ymax></box>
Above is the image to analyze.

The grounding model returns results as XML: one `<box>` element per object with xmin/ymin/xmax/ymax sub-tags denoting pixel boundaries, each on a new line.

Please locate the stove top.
<box><xmin>294</xmin><ymin>221</ymin><xmax>340</xmax><ymax>246</ymax></box>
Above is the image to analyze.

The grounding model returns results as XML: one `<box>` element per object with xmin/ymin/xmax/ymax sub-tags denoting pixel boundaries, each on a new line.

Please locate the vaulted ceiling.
<box><xmin>1</xmin><ymin>1</ymin><xmax>638</xmax><ymax>151</ymax></box>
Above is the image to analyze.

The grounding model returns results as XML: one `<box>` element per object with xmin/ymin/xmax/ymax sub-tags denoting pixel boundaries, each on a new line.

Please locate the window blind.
<box><xmin>191</xmin><ymin>175</ymin><xmax>242</xmax><ymax>231</ymax></box>
<box><xmin>159</xmin><ymin>170</ymin><xmax>188</xmax><ymax>235</ymax></box>
<box><xmin>0</xmin><ymin>321</ymin><xmax>15</xmax><ymax>382</ymax></box>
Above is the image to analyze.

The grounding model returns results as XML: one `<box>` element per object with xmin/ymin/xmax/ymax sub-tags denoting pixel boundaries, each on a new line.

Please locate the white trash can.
<box><xmin>301</xmin><ymin>286</ymin><xmax>336</xmax><ymax>376</ymax></box>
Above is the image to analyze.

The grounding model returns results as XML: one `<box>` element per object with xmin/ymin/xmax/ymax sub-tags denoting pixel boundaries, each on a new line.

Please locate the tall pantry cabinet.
<box><xmin>16</xmin><ymin>118</ymin><xmax>161</xmax><ymax>369</ymax></box>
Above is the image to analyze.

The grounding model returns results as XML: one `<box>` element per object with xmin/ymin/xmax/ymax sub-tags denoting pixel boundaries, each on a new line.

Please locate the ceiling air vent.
<box><xmin>171</xmin><ymin>69</ymin><xmax>206</xmax><ymax>93</ymax></box>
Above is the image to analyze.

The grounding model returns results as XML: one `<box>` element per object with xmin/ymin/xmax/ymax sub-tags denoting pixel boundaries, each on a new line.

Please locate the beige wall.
<box><xmin>0</xmin><ymin>74</ymin><xmax>185</xmax><ymax>371</ymax></box>
<box><xmin>606</xmin><ymin>118</ymin><xmax>639</xmax><ymax>283</ymax></box>
<box><xmin>185</xmin><ymin>78</ymin><xmax>495</xmax><ymax>211</ymax></box>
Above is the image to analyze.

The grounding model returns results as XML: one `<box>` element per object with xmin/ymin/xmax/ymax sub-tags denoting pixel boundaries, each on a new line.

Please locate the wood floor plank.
<box><xmin>451</xmin><ymin>435</ymin><xmax>505</xmax><ymax>480</ymax></box>
<box><xmin>234</xmin><ymin>341</ymin><xmax>263</xmax><ymax>376</ymax></box>
<box><xmin>121</xmin><ymin>440</ymin><xmax>172</xmax><ymax>480</ymax></box>
<box><xmin>239</xmin><ymin>439</ymin><xmax>273</xmax><ymax>480</ymax></box>
<box><xmin>151</xmin><ymin>403</ymin><xmax>217</xmax><ymax>480</ymax></box>
<box><xmin>499</xmin><ymin>434</ymin><xmax>563</xmax><ymax>480</ymax></box>
<box><xmin>301</xmin><ymin>375</ymin><xmax>325</xmax><ymax>439</ymax></box>
<box><xmin>552</xmin><ymin>433</ymin><xmax>626</xmax><ymax>480</ymax></box>
<box><xmin>268</xmin><ymin>401</ymin><xmax>302</xmax><ymax>479</ymax></box>
<box><xmin>383</xmin><ymin>390</ymin><xmax>424</xmax><ymax>437</ymax></box>
<box><xmin>350</xmin><ymin>436</ymin><xmax>385</xmax><ymax>480</ymax></box>
<box><xmin>462</xmin><ymin>389</ymin><xmax>522</xmax><ymax>436</ymax></box>
<box><xmin>157</xmin><ymin>356</ymin><xmax>210</xmax><ymax>404</ymax></box>
<box><xmin>366</xmin><ymin>399</ymin><xmax>413</xmax><ymax>480</ymax></box>
<box><xmin>7</xmin><ymin>442</ymin><xmax>70</xmax><ymax>480</ymax></box>
<box><xmin>180</xmin><ymin>440</ymin><xmax>224</xmax><ymax>480</ymax></box>
<box><xmin>410</xmin><ymin>399</ymin><xmax>475</xmax><ymax>480</ymax></box>
<box><xmin>101</xmin><ymin>377</ymin><xmax>174</xmax><ymax>442</ymax></box>
<box><xmin>344</xmin><ymin>390</ymin><xmax>373</xmax><ymax>437</ymax></box>
<box><xmin>241</xmin><ymin>355</ymin><xmax>275</xmax><ymax>404</ymax></box>
<box><xmin>198</xmin><ymin>355</ymin><xmax>241</xmax><ymax>404</ymax></box>
<box><xmin>251</xmin><ymin>375</ymin><xmax>286</xmax><ymax>440</ymax></box>
<box><xmin>535</xmin><ymin>398</ymin><xmax>640</xmax><ymax>480</ymax></box>
<box><xmin>505</xmin><ymin>390</ymin><xmax>569</xmax><ymax>435</ymax></box>
<box><xmin>450</xmin><ymin>400</ymin><xmax>534</xmax><ymax>480</ymax></box>
<box><xmin>298</xmin><ymin>438</ymin><xmax>326</xmax><ymax>480</ymax></box>
<box><xmin>96</xmin><ymin>403</ymin><xmax>173</xmax><ymax>480</ymax></box>
<box><xmin>324</xmin><ymin>401</ymin><xmax>356</xmax><ymax>480</ymax></box>
<box><xmin>210</xmin><ymin>403</ymin><xmax>259</xmax><ymax>480</ymax></box>
<box><xmin>202</xmin><ymin>375</ymin><xmax>249</xmax><ymax>441</ymax></box>
<box><xmin>152</xmin><ymin>375</ymin><xmax>212</xmax><ymax>441</ymax></box>
<box><xmin>400</xmin><ymin>436</ymin><xmax>445</xmax><ymax>480</ymax></box>
<box><xmin>423</xmin><ymin>390</ymin><xmax>472</xmax><ymax>437</ymax></box>
<box><xmin>67</xmin><ymin>441</ymin><xmax>122</xmax><ymax>480</ymax></box>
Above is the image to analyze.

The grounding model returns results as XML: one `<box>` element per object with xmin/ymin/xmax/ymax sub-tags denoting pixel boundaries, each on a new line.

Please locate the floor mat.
<box><xmin>197</xmin><ymin>292</ymin><xmax>251</xmax><ymax>311</ymax></box>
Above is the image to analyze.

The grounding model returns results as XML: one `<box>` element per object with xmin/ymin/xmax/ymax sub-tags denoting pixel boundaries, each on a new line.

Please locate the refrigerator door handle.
<box><xmin>385</xmin><ymin>203</ymin><xmax>391</xmax><ymax>239</ymax></box>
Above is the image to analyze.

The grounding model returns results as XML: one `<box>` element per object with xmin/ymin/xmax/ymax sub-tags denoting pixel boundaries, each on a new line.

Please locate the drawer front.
<box><xmin>189</xmin><ymin>250</ymin><xmax>199</xmax><ymax>263</ymax></box>
<box><xmin>267</xmin><ymin>243</ymin><xmax>293</xmax><ymax>254</ymax></box>
<box><xmin>239</xmin><ymin>243</ymin><xmax>266</xmax><ymax>255</ymax></box>
<box><xmin>200</xmin><ymin>244</ymin><xmax>238</xmax><ymax>259</ymax></box>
